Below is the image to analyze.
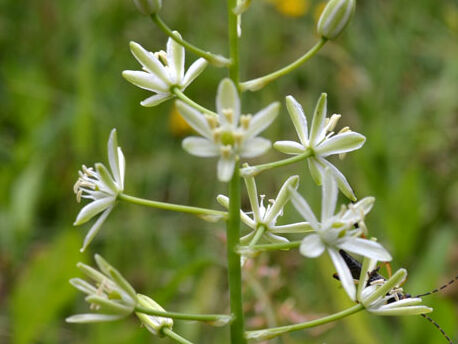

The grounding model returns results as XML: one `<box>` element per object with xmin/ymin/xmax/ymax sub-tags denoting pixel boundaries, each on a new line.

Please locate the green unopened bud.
<box><xmin>135</xmin><ymin>294</ymin><xmax>173</xmax><ymax>336</ymax></box>
<box><xmin>317</xmin><ymin>0</ymin><xmax>355</xmax><ymax>40</ymax></box>
<box><xmin>133</xmin><ymin>0</ymin><xmax>162</xmax><ymax>15</ymax></box>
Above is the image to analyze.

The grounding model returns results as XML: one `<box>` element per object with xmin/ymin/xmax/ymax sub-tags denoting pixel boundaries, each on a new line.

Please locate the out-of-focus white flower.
<box><xmin>135</xmin><ymin>294</ymin><xmax>173</xmax><ymax>336</ymax></box>
<box><xmin>73</xmin><ymin>129</ymin><xmax>125</xmax><ymax>252</ymax></box>
<box><xmin>178</xmin><ymin>78</ymin><xmax>280</xmax><ymax>182</ymax></box>
<box><xmin>66</xmin><ymin>255</ymin><xmax>137</xmax><ymax>323</ymax></box>
<box><xmin>123</xmin><ymin>35</ymin><xmax>208</xmax><ymax>107</ymax></box>
<box><xmin>274</xmin><ymin>94</ymin><xmax>365</xmax><ymax>200</ymax></box>
<box><xmin>289</xmin><ymin>168</ymin><xmax>391</xmax><ymax>300</ymax></box>
<box><xmin>356</xmin><ymin>257</ymin><xmax>433</xmax><ymax>316</ymax></box>
<box><xmin>217</xmin><ymin>175</ymin><xmax>312</xmax><ymax>245</ymax></box>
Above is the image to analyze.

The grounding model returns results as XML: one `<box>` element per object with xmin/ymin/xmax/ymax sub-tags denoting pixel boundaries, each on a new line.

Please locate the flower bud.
<box><xmin>135</xmin><ymin>294</ymin><xmax>173</xmax><ymax>336</ymax></box>
<box><xmin>133</xmin><ymin>0</ymin><xmax>162</xmax><ymax>15</ymax></box>
<box><xmin>317</xmin><ymin>0</ymin><xmax>355</xmax><ymax>40</ymax></box>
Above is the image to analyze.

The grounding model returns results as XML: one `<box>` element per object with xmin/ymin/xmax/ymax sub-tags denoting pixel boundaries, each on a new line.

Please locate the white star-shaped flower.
<box><xmin>289</xmin><ymin>168</ymin><xmax>392</xmax><ymax>300</ymax></box>
<box><xmin>356</xmin><ymin>256</ymin><xmax>433</xmax><ymax>316</ymax></box>
<box><xmin>73</xmin><ymin>129</ymin><xmax>125</xmax><ymax>252</ymax></box>
<box><xmin>66</xmin><ymin>254</ymin><xmax>137</xmax><ymax>323</ymax></box>
<box><xmin>217</xmin><ymin>175</ymin><xmax>312</xmax><ymax>245</ymax></box>
<box><xmin>122</xmin><ymin>33</ymin><xmax>208</xmax><ymax>107</ymax></box>
<box><xmin>178</xmin><ymin>78</ymin><xmax>280</xmax><ymax>182</ymax></box>
<box><xmin>275</xmin><ymin>94</ymin><xmax>365</xmax><ymax>200</ymax></box>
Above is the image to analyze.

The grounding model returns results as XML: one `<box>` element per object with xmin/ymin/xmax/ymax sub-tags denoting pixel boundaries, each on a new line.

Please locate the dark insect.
<box><xmin>333</xmin><ymin>249</ymin><xmax>457</xmax><ymax>344</ymax></box>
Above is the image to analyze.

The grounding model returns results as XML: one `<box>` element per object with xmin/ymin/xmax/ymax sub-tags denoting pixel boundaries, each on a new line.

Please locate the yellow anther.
<box><xmin>240</xmin><ymin>114</ymin><xmax>252</xmax><ymax>130</ymax></box>
<box><xmin>338</xmin><ymin>126</ymin><xmax>350</xmax><ymax>134</ymax></box>
<box><xmin>205</xmin><ymin>114</ymin><xmax>219</xmax><ymax>129</ymax></box>
<box><xmin>222</xmin><ymin>108</ymin><xmax>234</xmax><ymax>123</ymax></box>
<box><xmin>154</xmin><ymin>50</ymin><xmax>168</xmax><ymax>65</ymax></box>
<box><xmin>326</xmin><ymin>114</ymin><xmax>341</xmax><ymax>132</ymax></box>
<box><xmin>212</xmin><ymin>128</ymin><xmax>222</xmax><ymax>142</ymax></box>
<box><xmin>220</xmin><ymin>145</ymin><xmax>232</xmax><ymax>158</ymax></box>
<box><xmin>233</xmin><ymin>132</ymin><xmax>243</xmax><ymax>145</ymax></box>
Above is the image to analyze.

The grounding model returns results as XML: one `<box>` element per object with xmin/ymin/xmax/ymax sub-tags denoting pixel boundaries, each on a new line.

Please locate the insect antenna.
<box><xmin>415</xmin><ymin>275</ymin><xmax>458</xmax><ymax>298</ymax></box>
<box><xmin>420</xmin><ymin>314</ymin><xmax>454</xmax><ymax>344</ymax></box>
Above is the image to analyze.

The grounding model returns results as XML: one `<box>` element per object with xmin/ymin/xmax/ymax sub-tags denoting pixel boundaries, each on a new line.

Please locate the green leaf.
<box><xmin>11</xmin><ymin>230</ymin><xmax>84</xmax><ymax>344</ymax></box>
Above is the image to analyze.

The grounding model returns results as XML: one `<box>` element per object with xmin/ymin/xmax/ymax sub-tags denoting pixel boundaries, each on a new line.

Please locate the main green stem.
<box><xmin>227</xmin><ymin>1</ymin><xmax>245</xmax><ymax>343</ymax></box>
<box><xmin>245</xmin><ymin>304</ymin><xmax>364</xmax><ymax>341</ymax></box>
<box><xmin>227</xmin><ymin>162</ymin><xmax>246</xmax><ymax>344</ymax></box>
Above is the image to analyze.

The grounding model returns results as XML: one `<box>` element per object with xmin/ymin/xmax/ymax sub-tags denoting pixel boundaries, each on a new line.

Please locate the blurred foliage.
<box><xmin>0</xmin><ymin>0</ymin><xmax>457</xmax><ymax>343</ymax></box>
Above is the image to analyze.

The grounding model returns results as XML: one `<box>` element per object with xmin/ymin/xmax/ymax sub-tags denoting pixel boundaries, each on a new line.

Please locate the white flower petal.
<box><xmin>318</xmin><ymin>158</ymin><xmax>356</xmax><ymax>201</ymax></box>
<box><xmin>370</xmin><ymin>305</ymin><xmax>432</xmax><ymax>316</ymax></box>
<box><xmin>309</xmin><ymin>93</ymin><xmax>327</xmax><ymax>147</ymax></box>
<box><xmin>66</xmin><ymin>313</ymin><xmax>124</xmax><ymax>323</ymax></box>
<box><xmin>337</xmin><ymin>237</ymin><xmax>392</xmax><ymax>262</ymax></box>
<box><xmin>117</xmin><ymin>147</ymin><xmax>125</xmax><ymax>190</ymax></box>
<box><xmin>289</xmin><ymin>188</ymin><xmax>319</xmax><ymax>229</ymax></box>
<box><xmin>80</xmin><ymin>207</ymin><xmax>113</xmax><ymax>252</ymax></box>
<box><xmin>273</xmin><ymin>141</ymin><xmax>306</xmax><ymax>155</ymax></box>
<box><xmin>175</xmin><ymin>101</ymin><xmax>212</xmax><ymax>138</ymax></box>
<box><xmin>241</xmin><ymin>137</ymin><xmax>271</xmax><ymax>158</ymax></box>
<box><xmin>285</xmin><ymin>96</ymin><xmax>308</xmax><ymax>146</ymax></box>
<box><xmin>129</xmin><ymin>41</ymin><xmax>169</xmax><ymax>83</ymax></box>
<box><xmin>341</xmin><ymin>197</ymin><xmax>375</xmax><ymax>224</ymax></box>
<box><xmin>182</xmin><ymin>58</ymin><xmax>208</xmax><ymax>88</ymax></box>
<box><xmin>85</xmin><ymin>295</ymin><xmax>133</xmax><ymax>315</ymax></box>
<box><xmin>244</xmin><ymin>102</ymin><xmax>280</xmax><ymax>139</ymax></box>
<box><xmin>321</xmin><ymin>168</ymin><xmax>338</xmax><ymax>222</ymax></box>
<box><xmin>216</xmin><ymin>79</ymin><xmax>240</xmax><ymax>125</ymax></box>
<box><xmin>107</xmin><ymin>129</ymin><xmax>120</xmax><ymax>186</ymax></box>
<box><xmin>74</xmin><ymin>197</ymin><xmax>114</xmax><ymax>226</ymax></box>
<box><xmin>271</xmin><ymin>222</ymin><xmax>314</xmax><ymax>233</ymax></box>
<box><xmin>264</xmin><ymin>175</ymin><xmax>299</xmax><ymax>225</ymax></box>
<box><xmin>140</xmin><ymin>93</ymin><xmax>173</xmax><ymax>107</ymax></box>
<box><xmin>308</xmin><ymin>157</ymin><xmax>324</xmax><ymax>185</ymax></box>
<box><xmin>167</xmin><ymin>33</ymin><xmax>185</xmax><ymax>83</ymax></box>
<box><xmin>299</xmin><ymin>234</ymin><xmax>325</xmax><ymax>257</ymax></box>
<box><xmin>315</xmin><ymin>132</ymin><xmax>366</xmax><ymax>157</ymax></box>
<box><xmin>243</xmin><ymin>176</ymin><xmax>261</xmax><ymax>223</ymax></box>
<box><xmin>122</xmin><ymin>71</ymin><xmax>169</xmax><ymax>93</ymax></box>
<box><xmin>69</xmin><ymin>278</ymin><xmax>98</xmax><ymax>295</ymax></box>
<box><xmin>217</xmin><ymin>157</ymin><xmax>236</xmax><ymax>182</ymax></box>
<box><xmin>182</xmin><ymin>137</ymin><xmax>219</xmax><ymax>157</ymax></box>
<box><xmin>380</xmin><ymin>297</ymin><xmax>424</xmax><ymax>309</ymax></box>
<box><xmin>328</xmin><ymin>248</ymin><xmax>356</xmax><ymax>300</ymax></box>
<box><xmin>264</xmin><ymin>232</ymin><xmax>289</xmax><ymax>244</ymax></box>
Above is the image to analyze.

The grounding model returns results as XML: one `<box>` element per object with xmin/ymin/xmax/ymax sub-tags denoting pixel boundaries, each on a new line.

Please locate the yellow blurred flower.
<box><xmin>169</xmin><ymin>104</ymin><xmax>192</xmax><ymax>137</ymax></box>
<box><xmin>273</xmin><ymin>0</ymin><xmax>309</xmax><ymax>18</ymax></box>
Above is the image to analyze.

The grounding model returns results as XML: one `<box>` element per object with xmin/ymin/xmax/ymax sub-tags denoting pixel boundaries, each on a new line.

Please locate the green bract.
<box><xmin>317</xmin><ymin>0</ymin><xmax>355</xmax><ymax>40</ymax></box>
<box><xmin>135</xmin><ymin>294</ymin><xmax>173</xmax><ymax>336</ymax></box>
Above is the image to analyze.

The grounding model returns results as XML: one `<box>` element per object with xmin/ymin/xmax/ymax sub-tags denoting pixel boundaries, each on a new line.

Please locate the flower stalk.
<box><xmin>118</xmin><ymin>193</ymin><xmax>226</xmax><ymax>222</ymax></box>
<box><xmin>135</xmin><ymin>306</ymin><xmax>233</xmax><ymax>325</ymax></box>
<box><xmin>151</xmin><ymin>14</ymin><xmax>231</xmax><ymax>67</ymax></box>
<box><xmin>239</xmin><ymin>38</ymin><xmax>327</xmax><ymax>92</ymax></box>
<box><xmin>245</xmin><ymin>304</ymin><xmax>364</xmax><ymax>341</ymax></box>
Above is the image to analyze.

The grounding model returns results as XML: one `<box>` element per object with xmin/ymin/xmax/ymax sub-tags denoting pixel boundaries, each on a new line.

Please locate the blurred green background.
<box><xmin>0</xmin><ymin>0</ymin><xmax>457</xmax><ymax>343</ymax></box>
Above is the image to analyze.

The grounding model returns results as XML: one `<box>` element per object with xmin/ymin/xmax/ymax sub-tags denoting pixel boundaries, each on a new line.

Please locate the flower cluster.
<box><xmin>123</xmin><ymin>35</ymin><xmax>208</xmax><ymax>107</ymax></box>
<box><xmin>218</xmin><ymin>174</ymin><xmax>311</xmax><ymax>246</ymax></box>
<box><xmin>289</xmin><ymin>168</ymin><xmax>391</xmax><ymax>300</ymax></box>
<box><xmin>275</xmin><ymin>94</ymin><xmax>365</xmax><ymax>200</ymax></box>
<box><xmin>66</xmin><ymin>255</ymin><xmax>137</xmax><ymax>323</ymax></box>
<box><xmin>178</xmin><ymin>78</ymin><xmax>280</xmax><ymax>182</ymax></box>
<box><xmin>356</xmin><ymin>256</ymin><xmax>432</xmax><ymax>316</ymax></box>
<box><xmin>73</xmin><ymin>129</ymin><xmax>125</xmax><ymax>252</ymax></box>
